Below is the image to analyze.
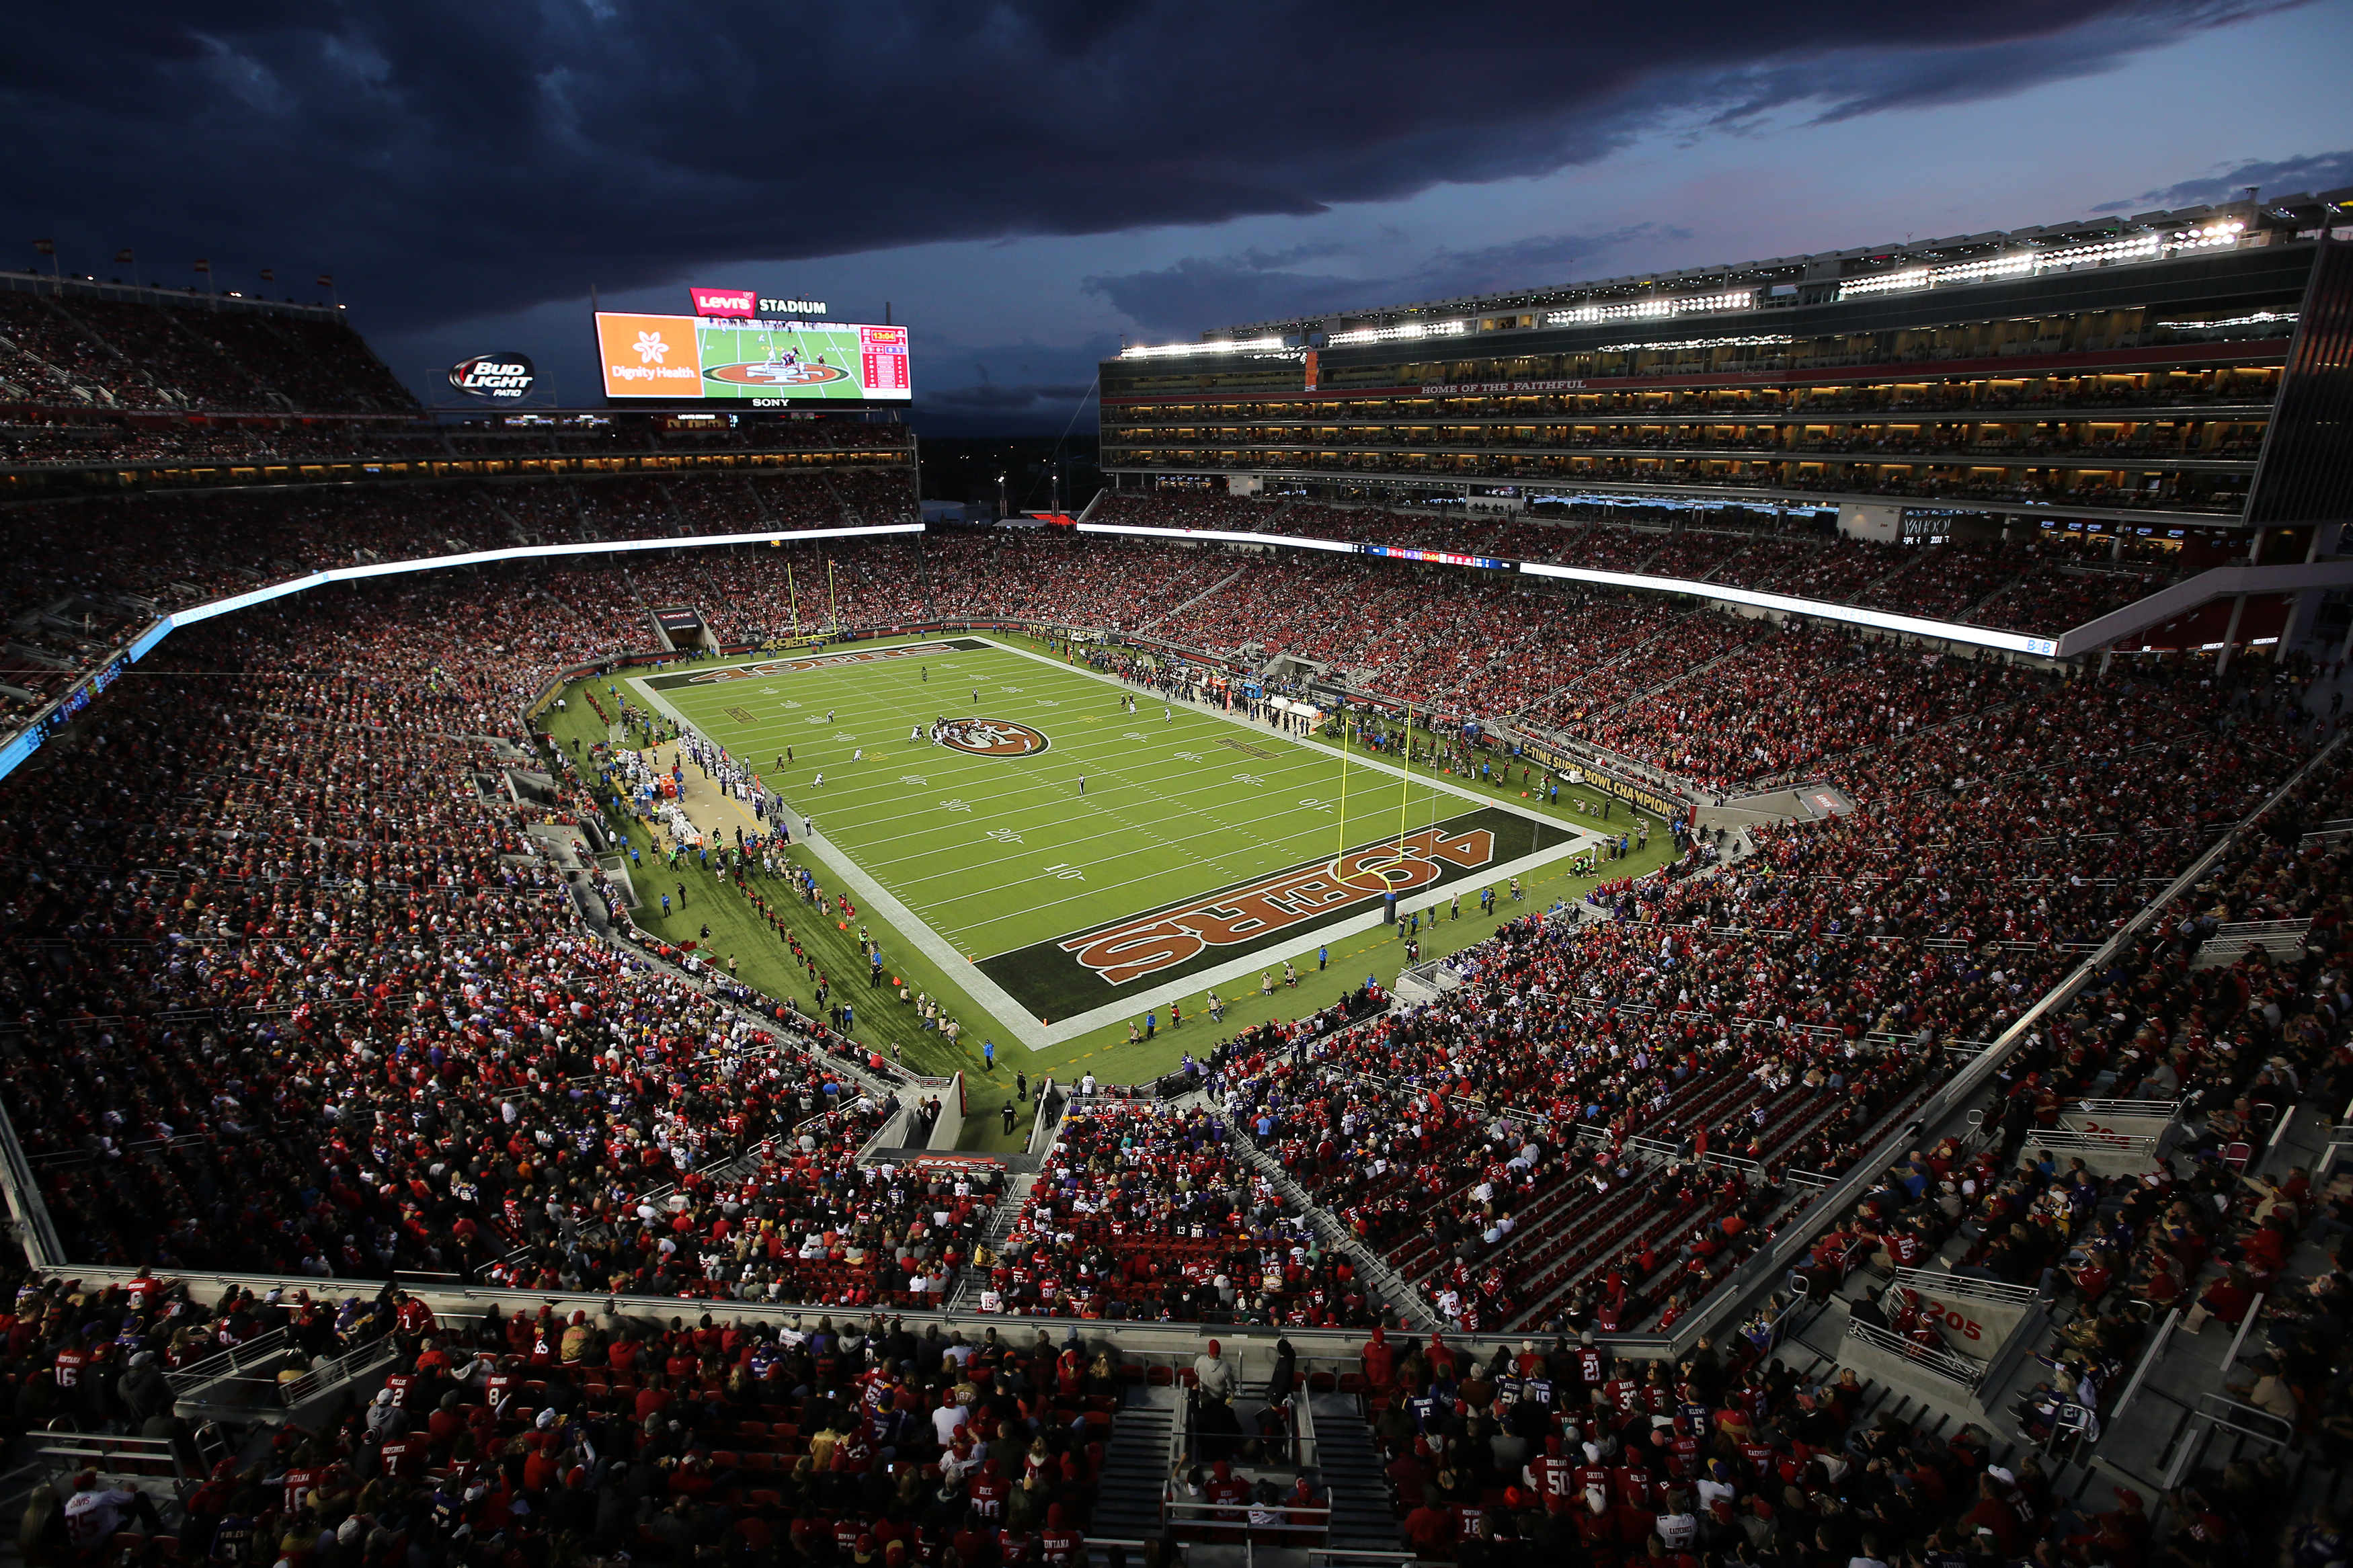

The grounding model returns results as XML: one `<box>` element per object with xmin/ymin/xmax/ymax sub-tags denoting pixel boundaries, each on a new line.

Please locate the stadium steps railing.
<box><xmin>2192</xmin><ymin>917</ymin><xmax>2310</xmax><ymax>968</ymax></box>
<box><xmin>1133</xmin><ymin>563</ymin><xmax>1250</xmax><ymax>634</ymax></box>
<box><xmin>951</xmin><ymin>1171</ymin><xmax>1041</xmax><ymax>1313</ymax></box>
<box><xmin>1224</xmin><ymin>1123</ymin><xmax>1440</xmax><ymax>1331</ymax></box>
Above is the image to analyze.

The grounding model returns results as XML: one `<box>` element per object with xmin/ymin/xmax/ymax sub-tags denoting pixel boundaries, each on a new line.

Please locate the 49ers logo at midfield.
<box><xmin>705</xmin><ymin>361</ymin><xmax>850</xmax><ymax>386</ymax></box>
<box><xmin>941</xmin><ymin>718</ymin><xmax>1049</xmax><ymax>757</ymax></box>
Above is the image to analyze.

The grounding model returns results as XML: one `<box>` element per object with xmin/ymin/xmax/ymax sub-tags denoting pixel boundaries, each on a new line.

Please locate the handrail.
<box><xmin>0</xmin><ymin>1099</ymin><xmax>64</xmax><ymax>1266</ymax></box>
<box><xmin>2219</xmin><ymin>1291</ymin><xmax>2267</xmax><ymax>1370</ymax></box>
<box><xmin>1889</xmin><ymin>1267</ymin><xmax>2045</xmax><ymax>1307</ymax></box>
<box><xmin>1841</xmin><ymin>1317</ymin><xmax>1985</xmax><ymax>1390</ymax></box>
<box><xmin>2070</xmin><ymin>1098</ymin><xmax>2182</xmax><ymax>1118</ymax></box>
<box><xmin>2195</xmin><ymin>1391</ymin><xmax>2293</xmax><ymax>1449</ymax></box>
<box><xmin>2108</xmin><ymin>1307</ymin><xmax>2178</xmax><ymax>1419</ymax></box>
<box><xmin>164</xmin><ymin>1327</ymin><xmax>292</xmax><ymax>1393</ymax></box>
<box><xmin>276</xmin><ymin>1335</ymin><xmax>398</xmax><ymax>1409</ymax></box>
<box><xmin>2028</xmin><ymin>1128</ymin><xmax>2159</xmax><ymax>1155</ymax></box>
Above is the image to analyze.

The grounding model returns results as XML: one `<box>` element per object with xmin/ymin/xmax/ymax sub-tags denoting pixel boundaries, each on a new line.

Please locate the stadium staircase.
<box><xmin>1841</xmin><ymin>550</ymin><xmax>1926</xmax><ymax>602</ymax></box>
<box><xmin>1134</xmin><ymin>564</ymin><xmax>1250</xmax><ymax>634</ymax></box>
<box><xmin>1625</xmin><ymin>530</ymin><xmax>1679</xmax><ymax>575</ymax></box>
<box><xmin>557</xmin><ymin>481</ymin><xmax>598</xmax><ymax>541</ymax></box>
<box><xmin>1591</xmin><ymin>620</ymin><xmax>1765</xmax><ymax>720</ymax></box>
<box><xmin>0</xmin><ymin>318</ymin><xmax>115</xmax><ymax>407</ymax></box>
<box><xmin>822</xmin><ymin>472</ymin><xmax>860</xmax><ymax>526</ymax></box>
<box><xmin>738</xmin><ymin>474</ymin><xmax>783</xmax><ymax>526</ymax></box>
<box><xmin>1308</xmin><ymin>1393</ymin><xmax>1402</xmax><ymax>1552</ymax></box>
<box><xmin>948</xmin><ymin>1171</ymin><xmax>1039</xmax><ymax>1311</ymax></box>
<box><xmin>36</xmin><ymin>297</ymin><xmax>145</xmax><ymax>401</ymax></box>
<box><xmin>649</xmin><ymin>479</ymin><xmax>694</xmax><ymax>535</ymax></box>
<box><xmin>1090</xmin><ymin>1384</ymin><xmax>1181</xmax><ymax>1542</ymax></box>
<box><xmin>1504</xmin><ymin>618</ymin><xmax>1683</xmax><ymax>718</ymax></box>
<box><xmin>1224</xmin><ymin>1129</ymin><xmax>1439</xmax><ymax>1330</ymax></box>
<box><xmin>493</xmin><ymin>499</ymin><xmax>538</xmax><ymax>546</ymax></box>
<box><xmin>1958</xmin><ymin>569</ymin><xmax>2033</xmax><ymax>622</ymax></box>
<box><xmin>1696</xmin><ymin>541</ymin><xmax>1762</xmax><ymax>583</ymax></box>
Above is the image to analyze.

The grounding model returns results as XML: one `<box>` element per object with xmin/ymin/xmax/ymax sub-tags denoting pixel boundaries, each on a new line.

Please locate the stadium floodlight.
<box><xmin>0</xmin><ymin>526</ymin><xmax>930</xmax><ymax>794</ymax></box>
<box><xmin>1081</xmin><ymin>515</ymin><xmax>2057</xmax><ymax>655</ymax></box>
<box><xmin>165</xmin><ymin>523</ymin><xmax>924</xmax><ymax>626</ymax></box>
<box><xmin>1835</xmin><ymin>231</ymin><xmax>2184</xmax><ymax>301</ymax></box>
<box><xmin>1322</xmin><ymin>319</ymin><xmax>1469</xmax><ymax>347</ymax></box>
<box><xmin>1834</xmin><ymin>267</ymin><xmax>1934</xmax><ymax>298</ymax></box>
<box><xmin>1596</xmin><ymin>333</ymin><xmax>1794</xmax><ymax>354</ymax></box>
<box><xmin>2153</xmin><ymin>310</ymin><xmax>2297</xmax><ymax>330</ymax></box>
<box><xmin>1544</xmin><ymin>289</ymin><xmax>1755</xmax><ymax>327</ymax></box>
<box><xmin>1119</xmin><ymin>335</ymin><xmax>1287</xmax><ymax>360</ymax></box>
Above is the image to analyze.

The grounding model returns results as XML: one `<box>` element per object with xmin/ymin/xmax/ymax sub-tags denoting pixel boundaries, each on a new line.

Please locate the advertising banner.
<box><xmin>690</xmin><ymin>286</ymin><xmax>758</xmax><ymax>318</ymax></box>
<box><xmin>596</xmin><ymin>312</ymin><xmax>911</xmax><ymax>403</ymax></box>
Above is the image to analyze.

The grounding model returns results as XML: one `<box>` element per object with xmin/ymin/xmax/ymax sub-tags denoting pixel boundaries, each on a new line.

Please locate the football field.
<box><xmin>694</xmin><ymin>321</ymin><xmax>872</xmax><ymax>401</ymax></box>
<box><xmin>627</xmin><ymin>636</ymin><xmax>1598</xmax><ymax>1048</ymax></box>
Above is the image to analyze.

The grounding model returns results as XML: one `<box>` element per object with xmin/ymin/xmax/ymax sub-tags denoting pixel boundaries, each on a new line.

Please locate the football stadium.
<box><xmin>5</xmin><ymin>132</ymin><xmax>2353</xmax><ymax>1568</ymax></box>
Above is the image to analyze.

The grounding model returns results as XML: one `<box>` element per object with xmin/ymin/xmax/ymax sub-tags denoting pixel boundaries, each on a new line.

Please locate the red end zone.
<box><xmin>1059</xmin><ymin>824</ymin><xmax>1495</xmax><ymax>985</ymax></box>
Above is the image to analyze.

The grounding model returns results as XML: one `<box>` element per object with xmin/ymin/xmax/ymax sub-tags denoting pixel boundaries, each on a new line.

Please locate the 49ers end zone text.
<box><xmin>1059</xmin><ymin>824</ymin><xmax>1496</xmax><ymax>986</ymax></box>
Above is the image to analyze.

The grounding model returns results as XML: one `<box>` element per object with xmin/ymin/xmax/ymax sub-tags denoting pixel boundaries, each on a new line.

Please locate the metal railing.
<box><xmin>164</xmin><ymin>1327</ymin><xmax>292</xmax><ymax>1395</ymax></box>
<box><xmin>2107</xmin><ymin>1308</ymin><xmax>2181</xmax><ymax>1419</ymax></box>
<box><xmin>1888</xmin><ymin>1267</ymin><xmax>2044</xmax><ymax>1307</ymax></box>
<box><xmin>1841</xmin><ymin>1317</ymin><xmax>1985</xmax><ymax>1393</ymax></box>
<box><xmin>276</xmin><ymin>1335</ymin><xmax>398</xmax><ymax>1409</ymax></box>
<box><xmin>2196</xmin><ymin>1390</ymin><xmax>2294</xmax><ymax>1449</ymax></box>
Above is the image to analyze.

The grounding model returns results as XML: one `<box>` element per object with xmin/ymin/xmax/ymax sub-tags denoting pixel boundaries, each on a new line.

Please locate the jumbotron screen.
<box><xmin>594</xmin><ymin>313</ymin><xmax>911</xmax><ymax>403</ymax></box>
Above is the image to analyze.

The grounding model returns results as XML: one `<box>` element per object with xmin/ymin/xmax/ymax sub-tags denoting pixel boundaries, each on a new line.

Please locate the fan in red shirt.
<box><xmin>1038</xmin><ymin>1505</ymin><xmax>1084</xmax><ymax>1567</ymax></box>
<box><xmin>1402</xmin><ymin>1489</ymin><xmax>1455</xmax><ymax>1557</ymax></box>
<box><xmin>1571</xmin><ymin>1491</ymin><xmax>1620</xmax><ymax>1568</ymax></box>
<box><xmin>1524</xmin><ymin>1436</ymin><xmax>1577</xmax><ymax>1513</ymax></box>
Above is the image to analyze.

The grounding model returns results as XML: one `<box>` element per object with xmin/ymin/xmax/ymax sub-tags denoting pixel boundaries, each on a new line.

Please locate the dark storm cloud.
<box><xmin>0</xmin><ymin>1</ymin><xmax>2293</xmax><ymax>333</ymax></box>
<box><xmin>2092</xmin><ymin>149</ymin><xmax>2353</xmax><ymax>210</ymax></box>
<box><xmin>926</xmin><ymin>381</ymin><xmax>1095</xmax><ymax>411</ymax></box>
<box><xmin>1081</xmin><ymin>225</ymin><xmax>1689</xmax><ymax>335</ymax></box>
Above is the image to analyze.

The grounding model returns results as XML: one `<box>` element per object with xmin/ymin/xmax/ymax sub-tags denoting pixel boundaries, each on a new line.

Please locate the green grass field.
<box><xmin>694</xmin><ymin>323</ymin><xmax>876</xmax><ymax>401</ymax></box>
<box><xmin>545</xmin><ymin>633</ymin><xmax>1675</xmax><ymax>1147</ymax></box>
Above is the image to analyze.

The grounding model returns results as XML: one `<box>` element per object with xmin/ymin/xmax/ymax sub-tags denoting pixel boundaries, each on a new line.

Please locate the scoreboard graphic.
<box><xmin>596</xmin><ymin>313</ymin><xmax>912</xmax><ymax>403</ymax></box>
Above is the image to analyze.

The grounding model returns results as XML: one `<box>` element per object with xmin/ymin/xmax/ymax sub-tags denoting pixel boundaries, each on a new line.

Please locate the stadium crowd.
<box><xmin>0</xmin><ymin>290</ymin><xmax>413</xmax><ymax>415</ymax></box>
<box><xmin>0</xmin><ymin>577</ymin><xmax>981</xmax><ymax>1307</ymax></box>
<box><xmin>11</xmin><ymin>1271</ymin><xmax>1144</xmax><ymax>1568</ymax></box>
<box><xmin>988</xmin><ymin>1100</ymin><xmax>1371</xmax><ymax>1325</ymax></box>
<box><xmin>0</xmin><ymin>492</ymin><xmax>2342</xmax><ymax>1568</ymax></box>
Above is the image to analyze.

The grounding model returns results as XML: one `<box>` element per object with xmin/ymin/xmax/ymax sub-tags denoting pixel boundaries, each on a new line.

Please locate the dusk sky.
<box><xmin>8</xmin><ymin>1</ymin><xmax>2350</xmax><ymax>434</ymax></box>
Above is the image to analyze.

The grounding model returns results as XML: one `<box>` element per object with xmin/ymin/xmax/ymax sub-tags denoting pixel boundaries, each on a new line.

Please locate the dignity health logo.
<box><xmin>600</xmin><ymin>312</ymin><xmax>703</xmax><ymax>385</ymax></box>
<box><xmin>611</xmin><ymin>327</ymin><xmax>695</xmax><ymax>383</ymax></box>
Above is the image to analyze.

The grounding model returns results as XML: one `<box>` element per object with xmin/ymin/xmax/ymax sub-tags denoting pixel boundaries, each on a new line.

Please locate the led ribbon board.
<box><xmin>0</xmin><ymin>524</ymin><xmax>924</xmax><ymax>786</ymax></box>
<box><xmin>1076</xmin><ymin>520</ymin><xmax>2057</xmax><ymax>656</ymax></box>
